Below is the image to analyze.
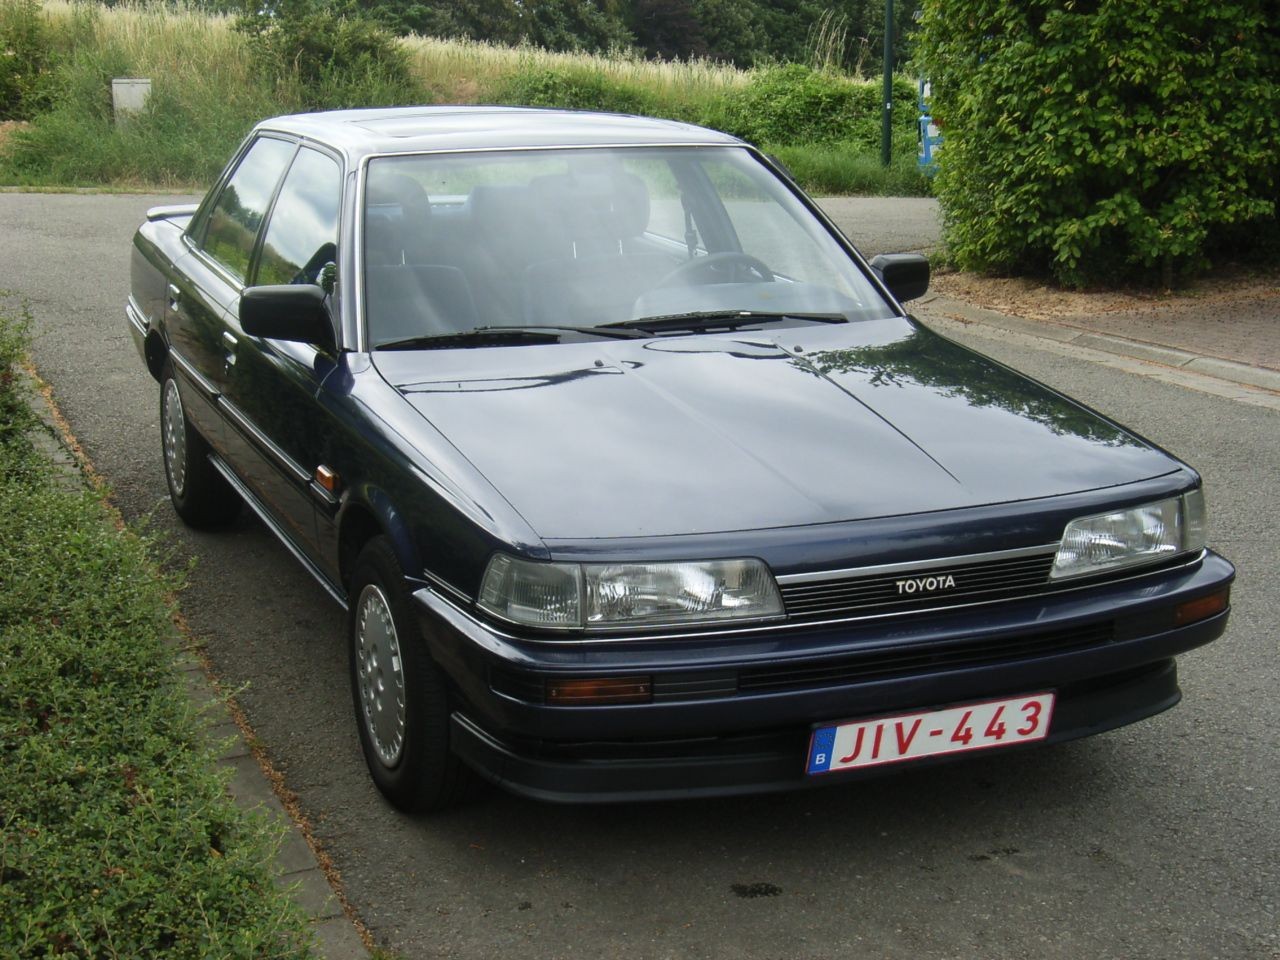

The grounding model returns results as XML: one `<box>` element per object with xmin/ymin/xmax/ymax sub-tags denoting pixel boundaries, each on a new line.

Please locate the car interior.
<box><xmin>361</xmin><ymin>149</ymin><xmax>884</xmax><ymax>348</ymax></box>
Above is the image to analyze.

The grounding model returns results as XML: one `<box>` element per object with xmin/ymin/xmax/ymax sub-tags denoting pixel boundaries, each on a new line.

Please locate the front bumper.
<box><xmin>413</xmin><ymin>551</ymin><xmax>1233</xmax><ymax>803</ymax></box>
<box><xmin>449</xmin><ymin>657</ymin><xmax>1184</xmax><ymax>803</ymax></box>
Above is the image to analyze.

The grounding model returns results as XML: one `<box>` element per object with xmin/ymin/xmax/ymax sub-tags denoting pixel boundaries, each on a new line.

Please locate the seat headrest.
<box><xmin>366</xmin><ymin>173</ymin><xmax>432</xmax><ymax>223</ymax></box>
<box><xmin>530</xmin><ymin>172</ymin><xmax>650</xmax><ymax>245</ymax></box>
<box><xmin>365</xmin><ymin>173</ymin><xmax>432</xmax><ymax>264</ymax></box>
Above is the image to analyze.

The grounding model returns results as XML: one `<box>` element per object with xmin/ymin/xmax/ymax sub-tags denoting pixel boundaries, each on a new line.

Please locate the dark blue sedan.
<box><xmin>127</xmin><ymin>107</ymin><xmax>1234</xmax><ymax>810</ymax></box>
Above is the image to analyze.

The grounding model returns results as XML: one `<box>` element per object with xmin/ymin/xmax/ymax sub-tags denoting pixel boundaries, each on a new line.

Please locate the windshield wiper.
<box><xmin>601</xmin><ymin>310</ymin><xmax>850</xmax><ymax>335</ymax></box>
<box><xmin>376</xmin><ymin>324</ymin><xmax>647</xmax><ymax>351</ymax></box>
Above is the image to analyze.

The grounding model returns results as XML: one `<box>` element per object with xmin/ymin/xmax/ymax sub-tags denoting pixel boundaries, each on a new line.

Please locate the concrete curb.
<box><xmin>917</xmin><ymin>294</ymin><xmax>1280</xmax><ymax>397</ymax></box>
<box><xmin>20</xmin><ymin>369</ymin><xmax>369</xmax><ymax>960</ymax></box>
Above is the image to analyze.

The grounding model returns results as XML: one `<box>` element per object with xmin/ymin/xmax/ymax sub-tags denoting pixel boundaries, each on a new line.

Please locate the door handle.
<box><xmin>167</xmin><ymin>283</ymin><xmax>181</xmax><ymax>311</ymax></box>
<box><xmin>222</xmin><ymin>331</ymin><xmax>237</xmax><ymax>366</ymax></box>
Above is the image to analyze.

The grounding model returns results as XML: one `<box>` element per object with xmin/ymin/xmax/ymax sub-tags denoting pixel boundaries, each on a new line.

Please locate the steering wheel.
<box><xmin>656</xmin><ymin>252</ymin><xmax>775</xmax><ymax>288</ymax></box>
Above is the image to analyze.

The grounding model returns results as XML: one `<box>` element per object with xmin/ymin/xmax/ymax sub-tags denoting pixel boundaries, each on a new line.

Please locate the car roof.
<box><xmin>255</xmin><ymin>106</ymin><xmax>744</xmax><ymax>159</ymax></box>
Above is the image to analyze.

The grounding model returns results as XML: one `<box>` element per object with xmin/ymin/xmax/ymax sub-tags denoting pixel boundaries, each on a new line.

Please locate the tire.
<box><xmin>348</xmin><ymin>536</ymin><xmax>476</xmax><ymax>813</ymax></box>
<box><xmin>159</xmin><ymin>361</ymin><xmax>241</xmax><ymax>528</ymax></box>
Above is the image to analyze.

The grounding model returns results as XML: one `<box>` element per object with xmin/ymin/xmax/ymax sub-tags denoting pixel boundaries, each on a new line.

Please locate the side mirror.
<box><xmin>869</xmin><ymin>253</ymin><xmax>930</xmax><ymax>303</ymax></box>
<box><xmin>240</xmin><ymin>285</ymin><xmax>334</xmax><ymax>350</ymax></box>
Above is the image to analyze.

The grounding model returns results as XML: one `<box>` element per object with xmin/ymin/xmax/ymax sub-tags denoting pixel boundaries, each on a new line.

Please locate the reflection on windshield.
<box><xmin>799</xmin><ymin>329</ymin><xmax>1143</xmax><ymax>446</ymax></box>
<box><xmin>363</xmin><ymin>147</ymin><xmax>894</xmax><ymax>348</ymax></box>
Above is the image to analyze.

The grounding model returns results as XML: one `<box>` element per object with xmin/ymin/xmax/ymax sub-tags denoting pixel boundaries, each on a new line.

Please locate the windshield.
<box><xmin>362</xmin><ymin>146</ymin><xmax>896</xmax><ymax>348</ymax></box>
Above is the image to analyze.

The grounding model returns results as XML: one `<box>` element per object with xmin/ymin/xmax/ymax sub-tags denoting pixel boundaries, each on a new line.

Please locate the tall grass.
<box><xmin>3</xmin><ymin>1</ymin><xmax>281</xmax><ymax>186</ymax></box>
<box><xmin>768</xmin><ymin>144</ymin><xmax>930</xmax><ymax>196</ymax></box>
<box><xmin>405</xmin><ymin>33</ymin><xmax>745</xmax><ymax>105</ymax></box>
<box><xmin>1</xmin><ymin>1</ymin><xmax>929</xmax><ymax>195</ymax></box>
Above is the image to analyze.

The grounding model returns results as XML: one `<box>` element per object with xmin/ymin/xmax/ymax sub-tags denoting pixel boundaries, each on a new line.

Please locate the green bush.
<box><xmin>0</xmin><ymin>305</ymin><xmax>317</xmax><ymax>958</ymax></box>
<box><xmin>236</xmin><ymin>0</ymin><xmax>418</xmax><ymax>110</ymax></box>
<box><xmin>494</xmin><ymin>64</ymin><xmax>656</xmax><ymax>114</ymax></box>
<box><xmin>918</xmin><ymin>1</ymin><xmax>1280</xmax><ymax>287</ymax></box>
<box><xmin>0</xmin><ymin>0</ymin><xmax>53</xmax><ymax>120</ymax></box>
<box><xmin>719</xmin><ymin>65</ymin><xmax>917</xmax><ymax>153</ymax></box>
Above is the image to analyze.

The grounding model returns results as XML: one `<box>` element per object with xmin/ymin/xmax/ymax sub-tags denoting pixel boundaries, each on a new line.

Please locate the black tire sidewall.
<box><xmin>159</xmin><ymin>361</ymin><xmax>239</xmax><ymax>527</ymax></box>
<box><xmin>160</xmin><ymin>363</ymin><xmax>202</xmax><ymax>519</ymax></box>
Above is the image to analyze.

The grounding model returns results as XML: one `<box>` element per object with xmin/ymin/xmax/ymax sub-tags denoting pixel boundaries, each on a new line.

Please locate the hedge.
<box><xmin>918</xmin><ymin>0</ymin><xmax>1280</xmax><ymax>286</ymax></box>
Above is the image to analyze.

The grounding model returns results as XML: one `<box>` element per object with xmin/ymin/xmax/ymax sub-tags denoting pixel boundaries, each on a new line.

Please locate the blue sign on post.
<box><xmin>918</xmin><ymin>79</ymin><xmax>943</xmax><ymax>174</ymax></box>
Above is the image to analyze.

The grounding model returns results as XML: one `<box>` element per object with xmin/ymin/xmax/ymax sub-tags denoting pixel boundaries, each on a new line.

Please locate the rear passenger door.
<box><xmin>169</xmin><ymin>135</ymin><xmax>296</xmax><ymax>460</ymax></box>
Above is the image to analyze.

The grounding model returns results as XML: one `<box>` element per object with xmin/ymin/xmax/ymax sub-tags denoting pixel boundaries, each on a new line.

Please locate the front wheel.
<box><xmin>159</xmin><ymin>362</ymin><xmax>240</xmax><ymax>528</ymax></box>
<box><xmin>348</xmin><ymin>536</ymin><xmax>476</xmax><ymax>812</ymax></box>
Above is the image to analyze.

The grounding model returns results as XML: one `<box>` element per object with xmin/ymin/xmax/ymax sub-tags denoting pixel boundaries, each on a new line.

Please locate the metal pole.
<box><xmin>881</xmin><ymin>0</ymin><xmax>894</xmax><ymax>166</ymax></box>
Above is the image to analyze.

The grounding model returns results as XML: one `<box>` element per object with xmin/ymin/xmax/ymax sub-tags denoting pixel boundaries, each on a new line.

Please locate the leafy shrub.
<box><xmin>236</xmin><ymin>0</ymin><xmax>417</xmax><ymax>109</ymax></box>
<box><xmin>719</xmin><ymin>64</ymin><xmax>918</xmax><ymax>152</ymax></box>
<box><xmin>494</xmin><ymin>64</ymin><xmax>656</xmax><ymax>114</ymax></box>
<box><xmin>0</xmin><ymin>0</ymin><xmax>53</xmax><ymax>120</ymax></box>
<box><xmin>918</xmin><ymin>1</ymin><xmax>1280</xmax><ymax>287</ymax></box>
<box><xmin>0</xmin><ymin>295</ymin><xmax>32</xmax><ymax>439</ymax></box>
<box><xmin>0</xmin><ymin>305</ymin><xmax>318</xmax><ymax>958</ymax></box>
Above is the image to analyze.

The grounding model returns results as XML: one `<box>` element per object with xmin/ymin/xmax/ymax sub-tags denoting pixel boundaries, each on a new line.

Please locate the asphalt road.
<box><xmin>2</xmin><ymin>193</ymin><xmax>1277</xmax><ymax>960</ymax></box>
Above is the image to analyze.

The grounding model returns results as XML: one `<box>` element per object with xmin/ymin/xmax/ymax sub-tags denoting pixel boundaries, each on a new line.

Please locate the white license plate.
<box><xmin>806</xmin><ymin>692</ymin><xmax>1055</xmax><ymax>775</ymax></box>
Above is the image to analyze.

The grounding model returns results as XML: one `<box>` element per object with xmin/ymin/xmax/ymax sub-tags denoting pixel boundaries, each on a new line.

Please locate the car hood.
<box><xmin>372</xmin><ymin>318</ymin><xmax>1179</xmax><ymax>539</ymax></box>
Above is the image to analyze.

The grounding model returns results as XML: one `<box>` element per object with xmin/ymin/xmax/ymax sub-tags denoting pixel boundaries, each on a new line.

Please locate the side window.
<box><xmin>256</xmin><ymin>148</ymin><xmax>341</xmax><ymax>287</ymax></box>
<box><xmin>200</xmin><ymin>137</ymin><xmax>296</xmax><ymax>282</ymax></box>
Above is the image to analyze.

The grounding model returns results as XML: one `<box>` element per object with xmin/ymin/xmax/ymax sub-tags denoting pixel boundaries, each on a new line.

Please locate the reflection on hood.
<box><xmin>796</xmin><ymin>329</ymin><xmax>1142</xmax><ymax>447</ymax></box>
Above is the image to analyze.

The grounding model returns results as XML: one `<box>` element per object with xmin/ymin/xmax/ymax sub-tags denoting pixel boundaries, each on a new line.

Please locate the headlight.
<box><xmin>1050</xmin><ymin>490</ymin><xmax>1206</xmax><ymax>580</ymax></box>
<box><xmin>477</xmin><ymin>555</ymin><xmax>783</xmax><ymax>631</ymax></box>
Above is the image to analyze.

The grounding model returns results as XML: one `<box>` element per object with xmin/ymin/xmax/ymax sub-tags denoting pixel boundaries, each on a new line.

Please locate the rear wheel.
<box><xmin>160</xmin><ymin>362</ymin><xmax>240</xmax><ymax>528</ymax></box>
<box><xmin>349</xmin><ymin>536</ymin><xmax>476</xmax><ymax>812</ymax></box>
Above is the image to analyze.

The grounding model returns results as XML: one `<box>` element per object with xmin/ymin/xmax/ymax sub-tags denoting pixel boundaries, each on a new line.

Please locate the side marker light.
<box><xmin>546</xmin><ymin>677</ymin><xmax>652</xmax><ymax>706</ymax></box>
<box><xmin>1174</xmin><ymin>589</ymin><xmax>1229</xmax><ymax>626</ymax></box>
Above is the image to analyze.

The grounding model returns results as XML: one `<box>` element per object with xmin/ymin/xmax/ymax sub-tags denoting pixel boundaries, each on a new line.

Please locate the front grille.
<box><xmin>737</xmin><ymin>621</ymin><xmax>1114</xmax><ymax>693</ymax></box>
<box><xmin>491</xmin><ymin>621</ymin><xmax>1116</xmax><ymax>704</ymax></box>
<box><xmin>780</xmin><ymin>552</ymin><xmax>1058</xmax><ymax>622</ymax></box>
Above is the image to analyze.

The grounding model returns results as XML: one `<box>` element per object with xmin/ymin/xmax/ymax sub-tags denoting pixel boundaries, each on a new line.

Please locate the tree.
<box><xmin>629</xmin><ymin>0</ymin><xmax>707</xmax><ymax>59</ymax></box>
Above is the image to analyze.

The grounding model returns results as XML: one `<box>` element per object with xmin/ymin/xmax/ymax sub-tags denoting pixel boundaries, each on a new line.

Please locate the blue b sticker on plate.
<box><xmin>806</xmin><ymin>726</ymin><xmax>838</xmax><ymax>775</ymax></box>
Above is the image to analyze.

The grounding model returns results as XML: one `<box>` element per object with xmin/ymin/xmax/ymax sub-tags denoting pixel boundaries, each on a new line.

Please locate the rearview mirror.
<box><xmin>239</xmin><ymin>285</ymin><xmax>334</xmax><ymax>350</ymax></box>
<box><xmin>869</xmin><ymin>253</ymin><xmax>930</xmax><ymax>303</ymax></box>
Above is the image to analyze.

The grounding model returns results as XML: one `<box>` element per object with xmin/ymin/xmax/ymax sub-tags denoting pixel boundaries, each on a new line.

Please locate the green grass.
<box><xmin>768</xmin><ymin>143</ymin><xmax>932</xmax><ymax>196</ymax></box>
<box><xmin>0</xmin><ymin>2</ymin><xmax>282</xmax><ymax>187</ymax></box>
<box><xmin>0</xmin><ymin>0</ymin><xmax>926</xmax><ymax>196</ymax></box>
<box><xmin>0</xmin><ymin>301</ymin><xmax>317</xmax><ymax>958</ymax></box>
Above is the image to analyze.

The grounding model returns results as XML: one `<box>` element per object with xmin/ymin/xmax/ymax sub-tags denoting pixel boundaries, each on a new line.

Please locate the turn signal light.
<box><xmin>1174</xmin><ymin>589</ymin><xmax>1229</xmax><ymax>626</ymax></box>
<box><xmin>314</xmin><ymin>465</ymin><xmax>340</xmax><ymax>493</ymax></box>
<box><xmin>546</xmin><ymin>676</ymin><xmax>652</xmax><ymax>706</ymax></box>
